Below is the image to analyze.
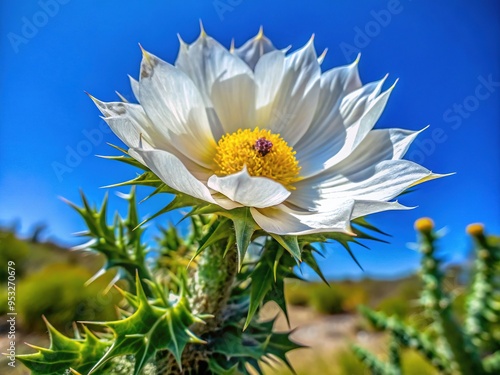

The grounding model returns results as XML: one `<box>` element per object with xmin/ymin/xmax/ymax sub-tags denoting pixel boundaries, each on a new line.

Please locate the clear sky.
<box><xmin>1</xmin><ymin>0</ymin><xmax>499</xmax><ymax>279</ymax></box>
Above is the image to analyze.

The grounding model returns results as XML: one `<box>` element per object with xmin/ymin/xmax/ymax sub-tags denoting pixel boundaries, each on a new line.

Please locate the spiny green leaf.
<box><xmin>190</xmin><ymin>218</ymin><xmax>232</xmax><ymax>263</ymax></box>
<box><xmin>301</xmin><ymin>246</ymin><xmax>329</xmax><ymax>286</ymax></box>
<box><xmin>207</xmin><ymin>358</ymin><xmax>239</xmax><ymax>375</ymax></box>
<box><xmin>353</xmin><ymin>217</ymin><xmax>390</xmax><ymax>236</ymax></box>
<box><xmin>209</xmin><ymin>316</ymin><xmax>302</xmax><ymax>375</ymax></box>
<box><xmin>270</xmin><ymin>234</ymin><xmax>302</xmax><ymax>263</ymax></box>
<box><xmin>263</xmin><ymin>329</ymin><xmax>303</xmax><ymax>374</ymax></box>
<box><xmin>88</xmin><ymin>275</ymin><xmax>205</xmax><ymax>375</ymax></box>
<box><xmin>98</xmin><ymin>153</ymin><xmax>147</xmax><ymax>170</ymax></box>
<box><xmin>135</xmin><ymin>195</ymin><xmax>196</xmax><ymax>230</ymax></box>
<box><xmin>245</xmin><ymin>255</ymin><xmax>275</xmax><ymax>330</ymax></box>
<box><xmin>17</xmin><ymin>319</ymin><xmax>111</xmax><ymax>375</ymax></box>
<box><xmin>228</xmin><ymin>208</ymin><xmax>258</xmax><ymax>269</ymax></box>
<box><xmin>344</xmin><ymin>246</ymin><xmax>364</xmax><ymax>271</ymax></box>
<box><xmin>245</xmin><ymin>244</ymin><xmax>297</xmax><ymax>329</ymax></box>
<box><xmin>66</xmin><ymin>189</ymin><xmax>153</xmax><ymax>293</ymax></box>
<box><xmin>102</xmin><ymin>171</ymin><xmax>165</xmax><ymax>190</ymax></box>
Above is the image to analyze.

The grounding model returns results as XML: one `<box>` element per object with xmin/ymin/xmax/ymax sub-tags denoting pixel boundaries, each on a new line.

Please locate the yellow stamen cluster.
<box><xmin>414</xmin><ymin>217</ymin><xmax>434</xmax><ymax>232</ymax></box>
<box><xmin>466</xmin><ymin>223</ymin><xmax>484</xmax><ymax>237</ymax></box>
<box><xmin>213</xmin><ymin>128</ymin><xmax>301</xmax><ymax>190</ymax></box>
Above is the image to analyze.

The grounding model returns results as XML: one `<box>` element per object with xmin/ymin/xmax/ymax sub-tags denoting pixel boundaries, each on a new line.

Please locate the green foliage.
<box><xmin>465</xmin><ymin>233</ymin><xmax>500</xmax><ymax>351</ymax></box>
<box><xmin>17</xmin><ymin>320</ymin><xmax>112</xmax><ymax>375</ymax></box>
<box><xmin>207</xmin><ymin>318</ymin><xmax>301</xmax><ymax>375</ymax></box>
<box><xmin>20</xmin><ymin>188</ymin><xmax>309</xmax><ymax>374</ymax></box>
<box><xmin>337</xmin><ymin>349</ymin><xmax>372</xmax><ymax>375</ymax></box>
<box><xmin>17</xmin><ymin>263</ymin><xmax>121</xmax><ymax>333</ymax></box>
<box><xmin>245</xmin><ymin>241</ymin><xmax>298</xmax><ymax>328</ymax></box>
<box><xmin>0</xmin><ymin>229</ymin><xmax>30</xmax><ymax>279</ymax></box>
<box><xmin>64</xmin><ymin>188</ymin><xmax>153</xmax><ymax>295</ymax></box>
<box><xmin>352</xmin><ymin>221</ymin><xmax>500</xmax><ymax>375</ymax></box>
<box><xmin>91</xmin><ymin>275</ymin><xmax>206</xmax><ymax>374</ymax></box>
<box><xmin>309</xmin><ymin>286</ymin><xmax>349</xmax><ymax>315</ymax></box>
<box><xmin>376</xmin><ymin>297</ymin><xmax>412</xmax><ymax>319</ymax></box>
<box><xmin>285</xmin><ymin>280</ymin><xmax>369</xmax><ymax>315</ymax></box>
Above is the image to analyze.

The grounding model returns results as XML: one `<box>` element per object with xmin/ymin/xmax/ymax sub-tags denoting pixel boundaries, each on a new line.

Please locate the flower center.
<box><xmin>214</xmin><ymin>127</ymin><xmax>301</xmax><ymax>190</ymax></box>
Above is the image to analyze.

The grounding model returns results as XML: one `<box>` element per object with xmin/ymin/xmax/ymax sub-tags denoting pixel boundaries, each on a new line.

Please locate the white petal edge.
<box><xmin>293</xmin><ymin>58</ymin><xmax>362</xmax><ymax>172</ymax></box>
<box><xmin>138</xmin><ymin>49</ymin><xmax>217</xmax><ymax>168</ymax></box>
<box><xmin>351</xmin><ymin>200</ymin><xmax>413</xmax><ymax>219</ymax></box>
<box><xmin>129</xmin><ymin>75</ymin><xmax>140</xmax><ymax>101</ymax></box>
<box><xmin>250</xmin><ymin>200</ymin><xmax>355</xmax><ymax>235</ymax></box>
<box><xmin>129</xmin><ymin>147</ymin><xmax>217</xmax><ymax>205</ymax></box>
<box><xmin>233</xmin><ymin>27</ymin><xmax>277</xmax><ymax>70</ymax></box>
<box><xmin>91</xmin><ymin>98</ymin><xmax>154</xmax><ymax>149</ymax></box>
<box><xmin>176</xmin><ymin>32</ymin><xmax>256</xmax><ymax>137</ymax></box>
<box><xmin>289</xmin><ymin>127</ymin><xmax>427</xmax><ymax>210</ymax></box>
<box><xmin>210</xmin><ymin>73</ymin><xmax>257</xmax><ymax>135</ymax></box>
<box><xmin>207</xmin><ymin>166</ymin><xmax>290</xmax><ymax>209</ymax></box>
<box><xmin>90</xmin><ymin>97</ymin><xmax>213</xmax><ymax>182</ymax></box>
<box><xmin>297</xmin><ymin>77</ymin><xmax>395</xmax><ymax>178</ymax></box>
<box><xmin>255</xmin><ymin>37</ymin><xmax>321</xmax><ymax>146</ymax></box>
<box><xmin>298</xmin><ymin>160</ymin><xmax>441</xmax><ymax>204</ymax></box>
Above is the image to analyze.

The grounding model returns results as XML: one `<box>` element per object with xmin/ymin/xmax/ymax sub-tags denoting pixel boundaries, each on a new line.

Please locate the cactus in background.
<box><xmin>353</xmin><ymin>219</ymin><xmax>500</xmax><ymax>374</ymax></box>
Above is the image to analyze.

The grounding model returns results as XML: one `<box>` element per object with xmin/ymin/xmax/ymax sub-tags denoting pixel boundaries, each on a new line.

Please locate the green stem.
<box><xmin>189</xmin><ymin>242</ymin><xmax>238</xmax><ymax>334</ymax></box>
<box><xmin>419</xmin><ymin>230</ymin><xmax>485</xmax><ymax>375</ymax></box>
<box><xmin>156</xmin><ymin>242</ymin><xmax>238</xmax><ymax>374</ymax></box>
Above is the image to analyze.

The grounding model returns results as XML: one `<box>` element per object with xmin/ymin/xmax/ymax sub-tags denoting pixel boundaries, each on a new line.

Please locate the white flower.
<box><xmin>91</xmin><ymin>27</ymin><xmax>442</xmax><ymax>236</ymax></box>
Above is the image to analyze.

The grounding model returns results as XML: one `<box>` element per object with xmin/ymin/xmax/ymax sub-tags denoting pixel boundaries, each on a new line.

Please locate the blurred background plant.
<box><xmin>351</xmin><ymin>220</ymin><xmax>500</xmax><ymax>375</ymax></box>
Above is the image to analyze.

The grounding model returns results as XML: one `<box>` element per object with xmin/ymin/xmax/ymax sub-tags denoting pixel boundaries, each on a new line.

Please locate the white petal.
<box><xmin>254</xmin><ymin>50</ymin><xmax>285</xmax><ymax>123</ymax></box>
<box><xmin>175</xmin><ymin>32</ymin><xmax>256</xmax><ymax>136</ymax></box>
<box><xmin>351</xmin><ymin>200</ymin><xmax>412</xmax><ymax>219</ymax></box>
<box><xmin>207</xmin><ymin>166</ymin><xmax>290</xmax><ymax>208</ymax></box>
<box><xmin>91</xmin><ymin>98</ymin><xmax>154</xmax><ymax>148</ymax></box>
<box><xmin>91</xmin><ymin>97</ymin><xmax>214</xmax><ymax>181</ymax></box>
<box><xmin>129</xmin><ymin>75</ymin><xmax>140</xmax><ymax>101</ymax></box>
<box><xmin>292</xmin><ymin>159</ymin><xmax>436</xmax><ymax>210</ymax></box>
<box><xmin>337</xmin><ymin>127</ymin><xmax>425</xmax><ymax>168</ymax></box>
<box><xmin>296</xmin><ymin>76</ymin><xmax>394</xmax><ymax>177</ymax></box>
<box><xmin>129</xmin><ymin>148</ymin><xmax>217</xmax><ymax>205</ymax></box>
<box><xmin>234</xmin><ymin>27</ymin><xmax>277</xmax><ymax>70</ymax></box>
<box><xmin>212</xmin><ymin>193</ymin><xmax>243</xmax><ymax>210</ymax></box>
<box><xmin>138</xmin><ymin>50</ymin><xmax>217</xmax><ymax>168</ymax></box>
<box><xmin>176</xmin><ymin>33</ymin><xmax>253</xmax><ymax>104</ymax></box>
<box><xmin>290</xmin><ymin>128</ymin><xmax>425</xmax><ymax>210</ymax></box>
<box><xmin>293</xmin><ymin>58</ymin><xmax>361</xmax><ymax>162</ymax></box>
<box><xmin>255</xmin><ymin>38</ymin><xmax>321</xmax><ymax>146</ymax></box>
<box><xmin>250</xmin><ymin>200</ymin><xmax>354</xmax><ymax>235</ymax></box>
<box><xmin>210</xmin><ymin>73</ymin><xmax>256</xmax><ymax>135</ymax></box>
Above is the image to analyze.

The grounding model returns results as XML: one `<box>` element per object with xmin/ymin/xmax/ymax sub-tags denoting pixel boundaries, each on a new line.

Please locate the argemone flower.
<box><xmin>91</xmin><ymin>26</ymin><xmax>443</xmax><ymax>236</ymax></box>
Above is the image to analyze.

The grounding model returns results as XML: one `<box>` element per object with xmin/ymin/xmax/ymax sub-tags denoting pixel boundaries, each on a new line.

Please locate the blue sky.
<box><xmin>1</xmin><ymin>0</ymin><xmax>499</xmax><ymax>279</ymax></box>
